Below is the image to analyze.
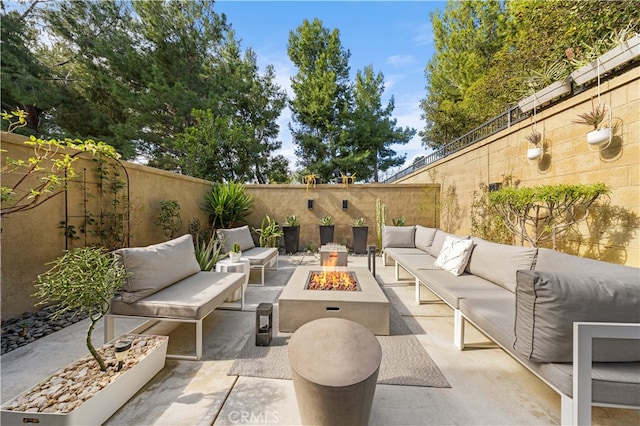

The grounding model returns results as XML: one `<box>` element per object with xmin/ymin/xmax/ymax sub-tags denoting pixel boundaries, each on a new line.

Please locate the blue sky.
<box><xmin>215</xmin><ymin>1</ymin><xmax>446</xmax><ymax>178</ymax></box>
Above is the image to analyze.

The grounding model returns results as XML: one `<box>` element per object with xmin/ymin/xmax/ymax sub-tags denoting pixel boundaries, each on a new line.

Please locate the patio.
<box><xmin>2</xmin><ymin>254</ymin><xmax>638</xmax><ymax>425</ymax></box>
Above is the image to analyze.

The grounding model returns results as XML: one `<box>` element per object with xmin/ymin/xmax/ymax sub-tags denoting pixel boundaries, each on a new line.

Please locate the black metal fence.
<box><xmin>384</xmin><ymin>105</ymin><xmax>530</xmax><ymax>183</ymax></box>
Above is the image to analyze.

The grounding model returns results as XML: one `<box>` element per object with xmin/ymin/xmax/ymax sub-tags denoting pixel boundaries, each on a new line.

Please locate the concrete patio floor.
<box><xmin>2</xmin><ymin>255</ymin><xmax>638</xmax><ymax>425</ymax></box>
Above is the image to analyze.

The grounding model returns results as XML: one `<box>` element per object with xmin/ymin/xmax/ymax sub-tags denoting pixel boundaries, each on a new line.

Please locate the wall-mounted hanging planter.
<box><xmin>571</xmin><ymin>34</ymin><xmax>640</xmax><ymax>86</ymax></box>
<box><xmin>518</xmin><ymin>78</ymin><xmax>572</xmax><ymax>113</ymax></box>
<box><xmin>527</xmin><ymin>147</ymin><xmax>544</xmax><ymax>161</ymax></box>
<box><xmin>587</xmin><ymin>127</ymin><xmax>612</xmax><ymax>146</ymax></box>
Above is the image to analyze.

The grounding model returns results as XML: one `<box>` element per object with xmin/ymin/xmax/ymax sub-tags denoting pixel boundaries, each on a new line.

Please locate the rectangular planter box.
<box><xmin>1</xmin><ymin>335</ymin><xmax>168</xmax><ymax>426</ymax></box>
<box><xmin>518</xmin><ymin>78</ymin><xmax>572</xmax><ymax>113</ymax></box>
<box><xmin>571</xmin><ymin>34</ymin><xmax>640</xmax><ymax>86</ymax></box>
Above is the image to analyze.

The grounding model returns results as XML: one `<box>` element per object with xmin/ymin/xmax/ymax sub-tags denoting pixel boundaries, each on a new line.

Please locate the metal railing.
<box><xmin>384</xmin><ymin>105</ymin><xmax>530</xmax><ymax>183</ymax></box>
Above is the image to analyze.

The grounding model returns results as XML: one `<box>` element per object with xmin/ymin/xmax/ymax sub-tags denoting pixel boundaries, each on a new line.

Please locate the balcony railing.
<box><xmin>384</xmin><ymin>105</ymin><xmax>529</xmax><ymax>183</ymax></box>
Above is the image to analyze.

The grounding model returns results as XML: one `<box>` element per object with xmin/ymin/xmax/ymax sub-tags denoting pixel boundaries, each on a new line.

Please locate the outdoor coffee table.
<box><xmin>278</xmin><ymin>266</ymin><xmax>390</xmax><ymax>335</ymax></box>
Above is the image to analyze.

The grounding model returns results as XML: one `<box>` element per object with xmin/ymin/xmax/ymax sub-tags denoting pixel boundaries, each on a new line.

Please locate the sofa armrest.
<box><xmin>572</xmin><ymin>322</ymin><xmax>640</xmax><ymax>426</ymax></box>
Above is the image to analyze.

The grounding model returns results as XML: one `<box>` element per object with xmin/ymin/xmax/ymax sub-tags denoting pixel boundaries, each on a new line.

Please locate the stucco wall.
<box><xmin>1</xmin><ymin>133</ymin><xmax>438</xmax><ymax>319</ymax></box>
<box><xmin>245</xmin><ymin>183</ymin><xmax>439</xmax><ymax>251</ymax></box>
<box><xmin>395</xmin><ymin>67</ymin><xmax>639</xmax><ymax>266</ymax></box>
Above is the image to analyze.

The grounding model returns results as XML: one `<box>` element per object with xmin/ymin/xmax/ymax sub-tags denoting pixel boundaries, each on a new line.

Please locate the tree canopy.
<box><xmin>420</xmin><ymin>0</ymin><xmax>639</xmax><ymax>149</ymax></box>
<box><xmin>2</xmin><ymin>0</ymin><xmax>288</xmax><ymax>182</ymax></box>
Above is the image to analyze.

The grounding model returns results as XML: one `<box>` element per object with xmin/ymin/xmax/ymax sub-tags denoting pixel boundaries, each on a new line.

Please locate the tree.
<box><xmin>419</xmin><ymin>0</ymin><xmax>507</xmax><ymax>148</ymax></box>
<box><xmin>287</xmin><ymin>18</ymin><xmax>352</xmax><ymax>182</ymax></box>
<box><xmin>175</xmin><ymin>34</ymin><xmax>287</xmax><ymax>183</ymax></box>
<box><xmin>345</xmin><ymin>65</ymin><xmax>415</xmax><ymax>182</ymax></box>
<box><xmin>0</xmin><ymin>6</ymin><xmax>61</xmax><ymax>134</ymax></box>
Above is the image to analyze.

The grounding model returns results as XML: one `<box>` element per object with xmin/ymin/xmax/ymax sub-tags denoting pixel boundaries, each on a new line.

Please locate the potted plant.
<box><xmin>352</xmin><ymin>217</ymin><xmax>368</xmax><ymax>254</ymax></box>
<box><xmin>570</xmin><ymin>31</ymin><xmax>640</xmax><ymax>86</ymax></box>
<box><xmin>518</xmin><ymin>60</ymin><xmax>572</xmax><ymax>113</ymax></box>
<box><xmin>283</xmin><ymin>215</ymin><xmax>301</xmax><ymax>254</ymax></box>
<box><xmin>253</xmin><ymin>215</ymin><xmax>283</xmax><ymax>248</ymax></box>
<box><xmin>319</xmin><ymin>215</ymin><xmax>335</xmax><ymax>246</ymax></box>
<box><xmin>1</xmin><ymin>247</ymin><xmax>168</xmax><ymax>425</ymax></box>
<box><xmin>573</xmin><ymin>100</ymin><xmax>612</xmax><ymax>146</ymax></box>
<box><xmin>230</xmin><ymin>242</ymin><xmax>242</xmax><ymax>262</ymax></box>
<box><xmin>525</xmin><ymin>130</ymin><xmax>544</xmax><ymax>160</ymax></box>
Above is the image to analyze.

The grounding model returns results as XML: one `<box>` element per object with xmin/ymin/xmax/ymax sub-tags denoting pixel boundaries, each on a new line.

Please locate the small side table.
<box><xmin>216</xmin><ymin>257</ymin><xmax>249</xmax><ymax>302</ymax></box>
<box><xmin>320</xmin><ymin>244</ymin><xmax>348</xmax><ymax>266</ymax></box>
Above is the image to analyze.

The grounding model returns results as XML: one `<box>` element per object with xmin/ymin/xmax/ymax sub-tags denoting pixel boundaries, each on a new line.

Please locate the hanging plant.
<box><xmin>573</xmin><ymin>99</ymin><xmax>612</xmax><ymax>147</ymax></box>
<box><xmin>525</xmin><ymin>130</ymin><xmax>544</xmax><ymax>161</ymax></box>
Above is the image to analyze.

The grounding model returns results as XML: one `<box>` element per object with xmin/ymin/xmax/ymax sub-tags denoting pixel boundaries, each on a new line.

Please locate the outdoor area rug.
<box><xmin>228</xmin><ymin>298</ymin><xmax>451</xmax><ymax>388</ymax></box>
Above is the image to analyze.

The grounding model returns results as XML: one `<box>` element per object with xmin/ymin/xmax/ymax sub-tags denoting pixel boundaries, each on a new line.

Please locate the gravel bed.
<box><xmin>1</xmin><ymin>306</ymin><xmax>89</xmax><ymax>355</ymax></box>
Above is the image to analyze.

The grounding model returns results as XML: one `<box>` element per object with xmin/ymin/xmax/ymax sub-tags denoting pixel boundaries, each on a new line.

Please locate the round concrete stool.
<box><xmin>288</xmin><ymin>318</ymin><xmax>382</xmax><ymax>426</ymax></box>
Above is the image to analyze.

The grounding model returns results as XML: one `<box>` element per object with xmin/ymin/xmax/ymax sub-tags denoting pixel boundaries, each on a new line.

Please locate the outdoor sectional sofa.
<box><xmin>382</xmin><ymin>225</ymin><xmax>640</xmax><ymax>425</ymax></box>
<box><xmin>104</xmin><ymin>234</ymin><xmax>245</xmax><ymax>360</ymax></box>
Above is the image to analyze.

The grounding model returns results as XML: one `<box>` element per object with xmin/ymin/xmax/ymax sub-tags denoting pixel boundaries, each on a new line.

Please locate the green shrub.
<box><xmin>203</xmin><ymin>182</ymin><xmax>254</xmax><ymax>229</ymax></box>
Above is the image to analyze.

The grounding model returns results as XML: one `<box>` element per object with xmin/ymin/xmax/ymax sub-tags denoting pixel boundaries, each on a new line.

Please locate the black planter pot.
<box><xmin>319</xmin><ymin>225</ymin><xmax>335</xmax><ymax>246</ymax></box>
<box><xmin>352</xmin><ymin>226</ymin><xmax>368</xmax><ymax>254</ymax></box>
<box><xmin>283</xmin><ymin>226</ymin><xmax>300</xmax><ymax>254</ymax></box>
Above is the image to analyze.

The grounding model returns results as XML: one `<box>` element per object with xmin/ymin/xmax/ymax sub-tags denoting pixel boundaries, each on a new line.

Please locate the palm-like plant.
<box><xmin>203</xmin><ymin>182</ymin><xmax>254</xmax><ymax>229</ymax></box>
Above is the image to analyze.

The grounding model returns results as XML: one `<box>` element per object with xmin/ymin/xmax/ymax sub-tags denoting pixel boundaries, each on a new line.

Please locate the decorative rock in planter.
<box><xmin>571</xmin><ymin>34</ymin><xmax>640</xmax><ymax>86</ymax></box>
<box><xmin>518</xmin><ymin>78</ymin><xmax>572</xmax><ymax>113</ymax></box>
<box><xmin>587</xmin><ymin>127</ymin><xmax>612</xmax><ymax>146</ymax></box>
<box><xmin>1</xmin><ymin>335</ymin><xmax>168</xmax><ymax>426</ymax></box>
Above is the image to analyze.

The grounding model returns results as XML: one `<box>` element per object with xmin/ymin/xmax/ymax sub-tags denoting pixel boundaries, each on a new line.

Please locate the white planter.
<box><xmin>571</xmin><ymin>34</ymin><xmax>640</xmax><ymax>86</ymax></box>
<box><xmin>1</xmin><ymin>335</ymin><xmax>168</xmax><ymax>426</ymax></box>
<box><xmin>229</xmin><ymin>252</ymin><xmax>242</xmax><ymax>263</ymax></box>
<box><xmin>527</xmin><ymin>147</ymin><xmax>544</xmax><ymax>160</ymax></box>
<box><xmin>587</xmin><ymin>127</ymin><xmax>612</xmax><ymax>146</ymax></box>
<box><xmin>518</xmin><ymin>78</ymin><xmax>572</xmax><ymax>113</ymax></box>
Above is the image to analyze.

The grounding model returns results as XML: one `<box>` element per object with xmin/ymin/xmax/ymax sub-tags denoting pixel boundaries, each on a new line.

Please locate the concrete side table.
<box><xmin>288</xmin><ymin>318</ymin><xmax>382</xmax><ymax>425</ymax></box>
<box><xmin>215</xmin><ymin>257</ymin><xmax>249</xmax><ymax>302</ymax></box>
<box><xmin>319</xmin><ymin>244</ymin><xmax>348</xmax><ymax>266</ymax></box>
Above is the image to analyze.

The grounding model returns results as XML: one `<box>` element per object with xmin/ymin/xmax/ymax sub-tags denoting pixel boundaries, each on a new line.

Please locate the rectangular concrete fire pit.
<box><xmin>278</xmin><ymin>266</ymin><xmax>390</xmax><ymax>335</ymax></box>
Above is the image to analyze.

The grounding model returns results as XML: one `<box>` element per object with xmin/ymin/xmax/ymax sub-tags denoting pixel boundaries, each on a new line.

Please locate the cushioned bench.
<box><xmin>382</xmin><ymin>225</ymin><xmax>640</xmax><ymax>425</ymax></box>
<box><xmin>217</xmin><ymin>225</ymin><xmax>279</xmax><ymax>286</ymax></box>
<box><xmin>104</xmin><ymin>234</ymin><xmax>245</xmax><ymax>360</ymax></box>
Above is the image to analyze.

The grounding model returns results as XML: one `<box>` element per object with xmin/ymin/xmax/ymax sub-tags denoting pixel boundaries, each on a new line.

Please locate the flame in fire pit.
<box><xmin>306</xmin><ymin>270</ymin><xmax>358</xmax><ymax>291</ymax></box>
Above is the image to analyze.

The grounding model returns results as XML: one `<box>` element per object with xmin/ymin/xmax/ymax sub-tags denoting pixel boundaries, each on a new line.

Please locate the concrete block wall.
<box><xmin>395</xmin><ymin>67</ymin><xmax>639</xmax><ymax>266</ymax></box>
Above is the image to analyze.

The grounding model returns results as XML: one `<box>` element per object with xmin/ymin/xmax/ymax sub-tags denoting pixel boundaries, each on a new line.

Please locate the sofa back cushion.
<box><xmin>429</xmin><ymin>230</ymin><xmax>467</xmax><ymax>257</ymax></box>
<box><xmin>217</xmin><ymin>225</ymin><xmax>256</xmax><ymax>252</ymax></box>
<box><xmin>536</xmin><ymin>248</ymin><xmax>639</xmax><ymax>281</ymax></box>
<box><xmin>382</xmin><ymin>225</ymin><xmax>416</xmax><ymax>248</ymax></box>
<box><xmin>414</xmin><ymin>225</ymin><xmax>437</xmax><ymax>252</ymax></box>
<box><xmin>115</xmin><ymin>234</ymin><xmax>201</xmax><ymax>303</ymax></box>
<box><xmin>514</xmin><ymin>270</ymin><xmax>640</xmax><ymax>362</ymax></box>
<box><xmin>466</xmin><ymin>237</ymin><xmax>537</xmax><ymax>292</ymax></box>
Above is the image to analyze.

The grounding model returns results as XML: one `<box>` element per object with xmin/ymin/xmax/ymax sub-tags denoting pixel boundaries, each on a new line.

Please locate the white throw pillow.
<box><xmin>434</xmin><ymin>236</ymin><xmax>474</xmax><ymax>276</ymax></box>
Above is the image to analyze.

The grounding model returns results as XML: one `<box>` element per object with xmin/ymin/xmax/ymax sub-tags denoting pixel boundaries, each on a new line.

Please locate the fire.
<box><xmin>307</xmin><ymin>270</ymin><xmax>358</xmax><ymax>291</ymax></box>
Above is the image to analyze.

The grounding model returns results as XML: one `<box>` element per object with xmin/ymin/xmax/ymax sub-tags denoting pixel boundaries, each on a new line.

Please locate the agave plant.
<box><xmin>525</xmin><ymin>130</ymin><xmax>543</xmax><ymax>146</ymax></box>
<box><xmin>320</xmin><ymin>215</ymin><xmax>334</xmax><ymax>226</ymax></box>
<box><xmin>284</xmin><ymin>215</ymin><xmax>301</xmax><ymax>227</ymax></box>
<box><xmin>353</xmin><ymin>217</ymin><xmax>367</xmax><ymax>227</ymax></box>
<box><xmin>194</xmin><ymin>235</ymin><xmax>225</xmax><ymax>271</ymax></box>
<box><xmin>574</xmin><ymin>102</ymin><xmax>607</xmax><ymax>131</ymax></box>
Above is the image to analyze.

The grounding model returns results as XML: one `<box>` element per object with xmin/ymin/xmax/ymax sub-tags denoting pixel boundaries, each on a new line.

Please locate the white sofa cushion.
<box><xmin>217</xmin><ymin>225</ymin><xmax>256</xmax><ymax>252</ymax></box>
<box><xmin>433</xmin><ymin>236</ymin><xmax>474</xmax><ymax>276</ymax></box>
<box><xmin>114</xmin><ymin>234</ymin><xmax>200</xmax><ymax>303</ymax></box>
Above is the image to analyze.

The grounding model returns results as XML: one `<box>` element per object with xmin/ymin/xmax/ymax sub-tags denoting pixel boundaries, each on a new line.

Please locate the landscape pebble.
<box><xmin>1</xmin><ymin>306</ymin><xmax>88</xmax><ymax>355</ymax></box>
